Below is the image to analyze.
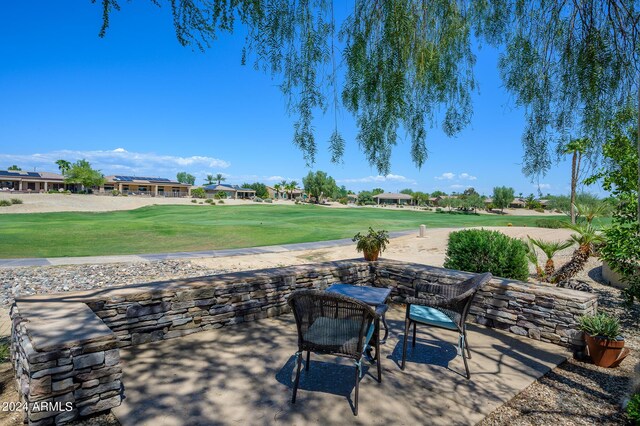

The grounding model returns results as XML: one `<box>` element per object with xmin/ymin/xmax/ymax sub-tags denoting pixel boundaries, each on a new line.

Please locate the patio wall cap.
<box><xmin>371</xmin><ymin>259</ymin><xmax>598</xmax><ymax>303</ymax></box>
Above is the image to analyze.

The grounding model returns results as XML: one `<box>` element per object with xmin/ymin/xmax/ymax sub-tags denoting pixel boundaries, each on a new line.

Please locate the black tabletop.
<box><xmin>326</xmin><ymin>283</ymin><xmax>391</xmax><ymax>306</ymax></box>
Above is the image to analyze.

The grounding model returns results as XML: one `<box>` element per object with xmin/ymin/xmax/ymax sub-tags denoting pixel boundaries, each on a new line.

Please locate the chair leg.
<box><xmin>292</xmin><ymin>352</ymin><xmax>303</xmax><ymax>403</ymax></box>
<box><xmin>306</xmin><ymin>351</ymin><xmax>311</xmax><ymax>371</ymax></box>
<box><xmin>354</xmin><ymin>362</ymin><xmax>361</xmax><ymax>416</ymax></box>
<box><xmin>460</xmin><ymin>334</ymin><xmax>471</xmax><ymax>380</ymax></box>
<box><xmin>375</xmin><ymin>321</ymin><xmax>382</xmax><ymax>383</ymax></box>
<box><xmin>401</xmin><ymin>317</ymin><xmax>410</xmax><ymax>370</ymax></box>
<box><xmin>463</xmin><ymin>328</ymin><xmax>472</xmax><ymax>359</ymax></box>
<box><xmin>412</xmin><ymin>321</ymin><xmax>417</xmax><ymax>348</ymax></box>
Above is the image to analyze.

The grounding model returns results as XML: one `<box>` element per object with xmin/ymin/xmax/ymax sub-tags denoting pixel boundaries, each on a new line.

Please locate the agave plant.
<box><xmin>551</xmin><ymin>223</ymin><xmax>604</xmax><ymax>283</ymax></box>
<box><xmin>528</xmin><ymin>237</ymin><xmax>574</xmax><ymax>279</ymax></box>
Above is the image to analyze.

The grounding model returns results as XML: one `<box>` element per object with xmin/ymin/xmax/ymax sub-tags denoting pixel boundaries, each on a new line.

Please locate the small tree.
<box><xmin>64</xmin><ymin>159</ymin><xmax>105</xmax><ymax>191</ymax></box>
<box><xmin>492</xmin><ymin>186</ymin><xmax>515</xmax><ymax>212</ymax></box>
<box><xmin>7</xmin><ymin>165</ymin><xmax>20</xmax><ymax>171</ymax></box>
<box><xmin>177</xmin><ymin>172</ymin><xmax>196</xmax><ymax>185</ymax></box>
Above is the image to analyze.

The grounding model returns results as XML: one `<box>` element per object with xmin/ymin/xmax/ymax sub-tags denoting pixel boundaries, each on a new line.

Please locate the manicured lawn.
<box><xmin>0</xmin><ymin>204</ymin><xmax>572</xmax><ymax>258</ymax></box>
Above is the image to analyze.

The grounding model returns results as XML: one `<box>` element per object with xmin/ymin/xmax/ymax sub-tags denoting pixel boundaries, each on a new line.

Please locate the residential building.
<box><xmin>265</xmin><ymin>185</ymin><xmax>306</xmax><ymax>200</ymax></box>
<box><xmin>373</xmin><ymin>192</ymin><xmax>414</xmax><ymax>205</ymax></box>
<box><xmin>202</xmin><ymin>184</ymin><xmax>256</xmax><ymax>199</ymax></box>
<box><xmin>101</xmin><ymin>176</ymin><xmax>191</xmax><ymax>197</ymax></box>
<box><xmin>0</xmin><ymin>170</ymin><xmax>66</xmax><ymax>192</ymax></box>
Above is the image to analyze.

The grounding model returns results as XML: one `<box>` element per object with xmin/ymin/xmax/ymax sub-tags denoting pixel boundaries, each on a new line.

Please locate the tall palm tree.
<box><xmin>286</xmin><ymin>180</ymin><xmax>298</xmax><ymax>200</ymax></box>
<box><xmin>529</xmin><ymin>237</ymin><xmax>574</xmax><ymax>279</ymax></box>
<box><xmin>215</xmin><ymin>173</ymin><xmax>226</xmax><ymax>185</ymax></box>
<box><xmin>55</xmin><ymin>159</ymin><xmax>71</xmax><ymax>175</ymax></box>
<box><xmin>205</xmin><ymin>174</ymin><xmax>215</xmax><ymax>185</ymax></box>
<box><xmin>273</xmin><ymin>183</ymin><xmax>282</xmax><ymax>199</ymax></box>
<box><xmin>551</xmin><ymin>223</ymin><xmax>604</xmax><ymax>283</ymax></box>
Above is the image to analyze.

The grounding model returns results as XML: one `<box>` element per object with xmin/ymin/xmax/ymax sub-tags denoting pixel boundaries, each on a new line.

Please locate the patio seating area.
<box><xmin>113</xmin><ymin>305</ymin><xmax>566</xmax><ymax>425</ymax></box>
<box><xmin>9</xmin><ymin>259</ymin><xmax>596</xmax><ymax>425</ymax></box>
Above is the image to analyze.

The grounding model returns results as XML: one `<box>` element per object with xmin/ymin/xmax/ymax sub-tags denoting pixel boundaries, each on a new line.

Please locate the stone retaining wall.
<box><xmin>11</xmin><ymin>259</ymin><xmax>598</xmax><ymax>424</ymax></box>
<box><xmin>371</xmin><ymin>260</ymin><xmax>598</xmax><ymax>348</ymax></box>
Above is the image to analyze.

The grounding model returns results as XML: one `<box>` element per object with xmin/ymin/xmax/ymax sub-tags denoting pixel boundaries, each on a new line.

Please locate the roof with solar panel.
<box><xmin>0</xmin><ymin>170</ymin><xmax>64</xmax><ymax>180</ymax></box>
<box><xmin>104</xmin><ymin>175</ymin><xmax>188</xmax><ymax>185</ymax></box>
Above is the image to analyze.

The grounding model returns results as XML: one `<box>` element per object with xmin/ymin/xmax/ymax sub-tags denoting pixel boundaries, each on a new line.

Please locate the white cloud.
<box><xmin>536</xmin><ymin>183</ymin><xmax>551</xmax><ymax>189</ymax></box>
<box><xmin>435</xmin><ymin>172</ymin><xmax>456</xmax><ymax>180</ymax></box>
<box><xmin>337</xmin><ymin>174</ymin><xmax>416</xmax><ymax>185</ymax></box>
<box><xmin>459</xmin><ymin>173</ymin><xmax>477</xmax><ymax>181</ymax></box>
<box><xmin>450</xmin><ymin>184</ymin><xmax>466</xmax><ymax>189</ymax></box>
<box><xmin>0</xmin><ymin>148</ymin><xmax>230</xmax><ymax>179</ymax></box>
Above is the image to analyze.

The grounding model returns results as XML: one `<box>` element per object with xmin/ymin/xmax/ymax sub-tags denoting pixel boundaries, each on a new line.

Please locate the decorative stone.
<box><xmin>73</xmin><ymin>352</ymin><xmax>105</xmax><ymax>370</ymax></box>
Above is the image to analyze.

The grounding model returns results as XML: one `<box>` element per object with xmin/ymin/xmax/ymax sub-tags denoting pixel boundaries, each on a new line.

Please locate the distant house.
<box><xmin>347</xmin><ymin>194</ymin><xmax>358</xmax><ymax>204</ymax></box>
<box><xmin>538</xmin><ymin>199</ymin><xmax>550</xmax><ymax>209</ymax></box>
<box><xmin>101</xmin><ymin>176</ymin><xmax>191</xmax><ymax>197</ymax></box>
<box><xmin>373</xmin><ymin>192</ymin><xmax>414</xmax><ymax>205</ymax></box>
<box><xmin>265</xmin><ymin>185</ymin><xmax>306</xmax><ymax>200</ymax></box>
<box><xmin>203</xmin><ymin>184</ymin><xmax>256</xmax><ymax>199</ymax></box>
<box><xmin>0</xmin><ymin>170</ymin><xmax>66</xmax><ymax>192</ymax></box>
<box><xmin>509</xmin><ymin>197</ymin><xmax>526</xmax><ymax>208</ymax></box>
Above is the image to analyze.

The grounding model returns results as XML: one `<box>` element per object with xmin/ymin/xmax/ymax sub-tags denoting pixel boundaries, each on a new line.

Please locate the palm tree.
<box><xmin>215</xmin><ymin>173</ymin><xmax>226</xmax><ymax>185</ymax></box>
<box><xmin>574</xmin><ymin>202</ymin><xmax>610</xmax><ymax>224</ymax></box>
<box><xmin>529</xmin><ymin>237</ymin><xmax>574</xmax><ymax>279</ymax></box>
<box><xmin>564</xmin><ymin>138</ymin><xmax>589</xmax><ymax>224</ymax></box>
<box><xmin>205</xmin><ymin>174</ymin><xmax>215</xmax><ymax>185</ymax></box>
<box><xmin>55</xmin><ymin>159</ymin><xmax>71</xmax><ymax>175</ymax></box>
<box><xmin>273</xmin><ymin>183</ymin><xmax>282</xmax><ymax>199</ymax></box>
<box><xmin>551</xmin><ymin>223</ymin><xmax>603</xmax><ymax>283</ymax></box>
<box><xmin>525</xmin><ymin>239</ymin><xmax>545</xmax><ymax>278</ymax></box>
<box><xmin>286</xmin><ymin>180</ymin><xmax>298</xmax><ymax>200</ymax></box>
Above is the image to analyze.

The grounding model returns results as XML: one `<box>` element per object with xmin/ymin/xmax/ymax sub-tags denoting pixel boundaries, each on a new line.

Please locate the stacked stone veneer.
<box><xmin>371</xmin><ymin>260</ymin><xmax>598</xmax><ymax>347</ymax></box>
<box><xmin>11</xmin><ymin>259</ymin><xmax>597</xmax><ymax>424</ymax></box>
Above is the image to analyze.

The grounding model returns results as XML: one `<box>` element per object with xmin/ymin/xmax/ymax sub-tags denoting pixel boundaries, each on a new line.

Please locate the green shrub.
<box><xmin>264</xmin><ymin>198</ymin><xmax>273</xmax><ymax>203</ymax></box>
<box><xmin>191</xmin><ymin>199</ymin><xmax>197</xmax><ymax>203</ymax></box>
<box><xmin>214</xmin><ymin>191</ymin><xmax>227</xmax><ymax>200</ymax></box>
<box><xmin>444</xmin><ymin>229</ymin><xmax>529</xmax><ymax>280</ymax></box>
<box><xmin>0</xmin><ymin>338</ymin><xmax>8</xmax><ymax>363</ymax></box>
<box><xmin>627</xmin><ymin>393</ymin><xmax>640</xmax><ymax>422</ymax></box>
<box><xmin>0</xmin><ymin>199</ymin><xmax>12</xmax><ymax>207</ymax></box>
<box><xmin>10</xmin><ymin>198</ymin><xmax>23</xmax><ymax>204</ymax></box>
<box><xmin>254</xmin><ymin>197</ymin><xmax>263</xmax><ymax>203</ymax></box>
<box><xmin>218</xmin><ymin>200</ymin><xmax>225</xmax><ymax>204</ymax></box>
<box><xmin>535</xmin><ymin>218</ymin><xmax>566</xmax><ymax>229</ymax></box>
<box><xmin>535</xmin><ymin>208</ymin><xmax>545</xmax><ymax>213</ymax></box>
<box><xmin>338</xmin><ymin>197</ymin><xmax>349</xmax><ymax>205</ymax></box>
<box><xmin>191</xmin><ymin>188</ymin><xmax>207</xmax><ymax>199</ymax></box>
<box><xmin>435</xmin><ymin>207</ymin><xmax>443</xmax><ymax>212</ymax></box>
<box><xmin>204</xmin><ymin>198</ymin><xmax>213</xmax><ymax>204</ymax></box>
<box><xmin>578</xmin><ymin>313</ymin><xmax>621</xmax><ymax>339</ymax></box>
<box><xmin>111</xmin><ymin>190</ymin><xmax>121</xmax><ymax>196</ymax></box>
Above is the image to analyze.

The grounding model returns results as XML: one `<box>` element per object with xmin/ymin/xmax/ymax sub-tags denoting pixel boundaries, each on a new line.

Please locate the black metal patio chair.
<box><xmin>401</xmin><ymin>272</ymin><xmax>492</xmax><ymax>379</ymax></box>
<box><xmin>287</xmin><ymin>289</ymin><xmax>383</xmax><ymax>415</ymax></box>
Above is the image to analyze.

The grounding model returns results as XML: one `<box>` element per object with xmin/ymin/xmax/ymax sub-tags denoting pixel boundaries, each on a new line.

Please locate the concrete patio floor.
<box><xmin>113</xmin><ymin>306</ymin><xmax>568</xmax><ymax>425</ymax></box>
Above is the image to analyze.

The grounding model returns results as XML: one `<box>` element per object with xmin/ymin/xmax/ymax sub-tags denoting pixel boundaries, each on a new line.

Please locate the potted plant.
<box><xmin>352</xmin><ymin>228</ymin><xmax>389</xmax><ymax>261</ymax></box>
<box><xmin>578</xmin><ymin>312</ymin><xmax>630</xmax><ymax>368</ymax></box>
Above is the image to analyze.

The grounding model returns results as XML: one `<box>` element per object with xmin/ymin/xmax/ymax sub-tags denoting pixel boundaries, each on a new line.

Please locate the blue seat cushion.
<box><xmin>409</xmin><ymin>305</ymin><xmax>457</xmax><ymax>330</ymax></box>
<box><xmin>304</xmin><ymin>317</ymin><xmax>375</xmax><ymax>353</ymax></box>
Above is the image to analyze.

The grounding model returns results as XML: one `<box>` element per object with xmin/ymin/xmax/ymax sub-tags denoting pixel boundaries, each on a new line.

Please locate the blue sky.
<box><xmin>0</xmin><ymin>2</ymin><xmax>594</xmax><ymax>196</ymax></box>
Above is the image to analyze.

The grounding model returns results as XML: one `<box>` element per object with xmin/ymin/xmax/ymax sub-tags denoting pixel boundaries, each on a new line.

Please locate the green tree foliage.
<box><xmin>463</xmin><ymin>187</ymin><xmax>478</xmax><ymax>197</ymax></box>
<box><xmin>399</xmin><ymin>188</ymin><xmax>414</xmax><ymax>195</ymax></box>
<box><xmin>302</xmin><ymin>170</ymin><xmax>337</xmax><ymax>203</ymax></box>
<box><xmin>371</xmin><ymin>187</ymin><xmax>384</xmax><ymax>195</ymax></box>
<box><xmin>431</xmin><ymin>190</ymin><xmax>446</xmax><ymax>197</ymax></box>
<box><xmin>411</xmin><ymin>191</ymin><xmax>430</xmax><ymax>206</ymax></box>
<box><xmin>357</xmin><ymin>190</ymin><xmax>375</xmax><ymax>205</ymax></box>
<box><xmin>492</xmin><ymin>186</ymin><xmax>515</xmax><ymax>212</ymax></box>
<box><xmin>177</xmin><ymin>172</ymin><xmax>196</xmax><ymax>185</ymax></box>
<box><xmin>205</xmin><ymin>174</ymin><xmax>215</xmax><ymax>185</ymax></box>
<box><xmin>7</xmin><ymin>165</ymin><xmax>20</xmax><ymax>171</ymax></box>
<box><xmin>64</xmin><ymin>159</ymin><xmax>105</xmax><ymax>189</ymax></box>
<box><xmin>215</xmin><ymin>173</ymin><xmax>226</xmax><ymax>185</ymax></box>
<box><xmin>241</xmin><ymin>182</ymin><xmax>269</xmax><ymax>199</ymax></box>
<box><xmin>586</xmin><ymin>110</ymin><xmax>639</xmax><ymax>304</ymax></box>
<box><xmin>444</xmin><ymin>229</ymin><xmax>529</xmax><ymax>281</ymax></box>
<box><xmin>191</xmin><ymin>187</ymin><xmax>207</xmax><ymax>199</ymax></box>
<box><xmin>55</xmin><ymin>159</ymin><xmax>71</xmax><ymax>175</ymax></box>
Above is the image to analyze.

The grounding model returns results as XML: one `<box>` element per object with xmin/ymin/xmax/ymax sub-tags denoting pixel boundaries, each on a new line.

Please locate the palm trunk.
<box><xmin>544</xmin><ymin>259</ymin><xmax>555</xmax><ymax>278</ymax></box>
<box><xmin>637</xmin><ymin>82</ymin><xmax>640</xmax><ymax>224</ymax></box>
<box><xmin>551</xmin><ymin>245</ymin><xmax>591</xmax><ymax>283</ymax></box>
<box><xmin>571</xmin><ymin>150</ymin><xmax>577</xmax><ymax>224</ymax></box>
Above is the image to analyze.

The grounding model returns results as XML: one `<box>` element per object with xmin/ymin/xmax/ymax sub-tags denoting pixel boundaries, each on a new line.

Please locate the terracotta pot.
<box><xmin>363</xmin><ymin>249</ymin><xmax>380</xmax><ymax>261</ymax></box>
<box><xmin>585</xmin><ymin>334</ymin><xmax>630</xmax><ymax>368</ymax></box>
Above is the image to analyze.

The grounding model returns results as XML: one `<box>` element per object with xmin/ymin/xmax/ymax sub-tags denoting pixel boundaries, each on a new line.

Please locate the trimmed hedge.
<box><xmin>444</xmin><ymin>229</ymin><xmax>529</xmax><ymax>281</ymax></box>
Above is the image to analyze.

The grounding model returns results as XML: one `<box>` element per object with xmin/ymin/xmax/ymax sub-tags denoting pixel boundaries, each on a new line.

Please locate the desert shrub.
<box><xmin>191</xmin><ymin>199</ymin><xmax>197</xmax><ymax>203</ymax></box>
<box><xmin>198</xmin><ymin>201</ymin><xmax>204</xmax><ymax>204</ymax></box>
<box><xmin>111</xmin><ymin>190</ymin><xmax>121</xmax><ymax>196</ymax></box>
<box><xmin>507</xmin><ymin>223</ymin><xmax>513</xmax><ymax>226</ymax></box>
<box><xmin>0</xmin><ymin>338</ymin><xmax>8</xmax><ymax>363</ymax></box>
<box><xmin>535</xmin><ymin>208</ymin><xmax>545</xmax><ymax>213</ymax></box>
<box><xmin>204</xmin><ymin>198</ymin><xmax>213</xmax><ymax>204</ymax></box>
<box><xmin>364</xmin><ymin>201</ymin><xmax>376</xmax><ymax>205</ymax></box>
<box><xmin>627</xmin><ymin>393</ymin><xmax>640</xmax><ymax>423</ymax></box>
<box><xmin>191</xmin><ymin>188</ymin><xmax>207</xmax><ymax>199</ymax></box>
<box><xmin>264</xmin><ymin>198</ymin><xmax>273</xmax><ymax>203</ymax></box>
<box><xmin>338</xmin><ymin>197</ymin><xmax>348</xmax><ymax>205</ymax></box>
<box><xmin>444</xmin><ymin>229</ymin><xmax>529</xmax><ymax>281</ymax></box>
<box><xmin>214</xmin><ymin>191</ymin><xmax>227</xmax><ymax>200</ymax></box>
<box><xmin>294</xmin><ymin>200</ymin><xmax>300</xmax><ymax>204</ymax></box>
<box><xmin>218</xmin><ymin>200</ymin><xmax>225</xmax><ymax>204</ymax></box>
<box><xmin>485</xmin><ymin>203</ymin><xmax>495</xmax><ymax>210</ymax></box>
<box><xmin>435</xmin><ymin>207</ymin><xmax>443</xmax><ymax>212</ymax></box>
<box><xmin>254</xmin><ymin>197</ymin><xmax>263</xmax><ymax>203</ymax></box>
<box><xmin>0</xmin><ymin>200</ymin><xmax>12</xmax><ymax>207</ymax></box>
<box><xmin>10</xmin><ymin>198</ymin><xmax>23</xmax><ymax>204</ymax></box>
<box><xmin>535</xmin><ymin>218</ymin><xmax>566</xmax><ymax>229</ymax></box>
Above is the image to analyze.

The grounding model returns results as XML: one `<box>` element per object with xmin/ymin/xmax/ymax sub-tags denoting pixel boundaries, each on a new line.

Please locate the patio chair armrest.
<box><xmin>415</xmin><ymin>281</ymin><xmax>450</xmax><ymax>298</ymax></box>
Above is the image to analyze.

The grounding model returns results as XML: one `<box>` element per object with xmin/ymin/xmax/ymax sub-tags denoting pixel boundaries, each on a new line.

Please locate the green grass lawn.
<box><xmin>0</xmin><ymin>204</ymin><xmax>578</xmax><ymax>258</ymax></box>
